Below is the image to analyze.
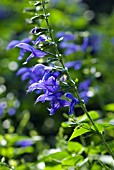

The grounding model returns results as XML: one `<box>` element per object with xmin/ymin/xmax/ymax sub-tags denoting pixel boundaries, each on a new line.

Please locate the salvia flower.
<box><xmin>28</xmin><ymin>76</ymin><xmax>60</xmax><ymax>94</ymax></box>
<box><xmin>16</xmin><ymin>139</ymin><xmax>33</xmax><ymax>147</ymax></box>
<box><xmin>66</xmin><ymin>93</ymin><xmax>79</xmax><ymax>114</ymax></box>
<box><xmin>56</xmin><ymin>31</ymin><xmax>75</xmax><ymax>41</ymax></box>
<box><xmin>32</xmin><ymin>34</ymin><xmax>47</xmax><ymax>45</ymax></box>
<box><xmin>15</xmin><ymin>43</ymin><xmax>46</xmax><ymax>64</ymax></box>
<box><xmin>57</xmin><ymin>32</ymin><xmax>92</xmax><ymax>56</ymax></box>
<box><xmin>65</xmin><ymin>60</ymin><xmax>82</xmax><ymax>70</ymax></box>
<box><xmin>7</xmin><ymin>37</ymin><xmax>31</xmax><ymax>60</ymax></box>
<box><xmin>0</xmin><ymin>103</ymin><xmax>4</xmax><ymax>115</ymax></box>
<box><xmin>17</xmin><ymin>64</ymin><xmax>54</xmax><ymax>95</ymax></box>
<box><xmin>57</xmin><ymin>32</ymin><xmax>80</xmax><ymax>55</ymax></box>
<box><xmin>8</xmin><ymin>107</ymin><xmax>16</xmax><ymax>116</ymax></box>
<box><xmin>78</xmin><ymin>79</ymin><xmax>91</xmax><ymax>103</ymax></box>
<box><xmin>48</xmin><ymin>99</ymin><xmax>70</xmax><ymax>115</ymax></box>
<box><xmin>81</xmin><ymin>37</ymin><xmax>89</xmax><ymax>52</ymax></box>
<box><xmin>78</xmin><ymin>79</ymin><xmax>91</xmax><ymax>91</ymax></box>
<box><xmin>7</xmin><ymin>35</ymin><xmax>47</xmax><ymax>63</ymax></box>
<box><xmin>27</xmin><ymin>64</ymin><xmax>80</xmax><ymax>115</ymax></box>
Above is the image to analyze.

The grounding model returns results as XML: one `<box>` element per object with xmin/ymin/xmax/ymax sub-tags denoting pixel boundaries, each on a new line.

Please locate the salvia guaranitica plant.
<box><xmin>6</xmin><ymin>0</ymin><xmax>114</xmax><ymax>169</ymax></box>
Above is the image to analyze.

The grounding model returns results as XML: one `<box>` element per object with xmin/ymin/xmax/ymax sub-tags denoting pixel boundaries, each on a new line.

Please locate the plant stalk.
<box><xmin>41</xmin><ymin>0</ymin><xmax>114</xmax><ymax>160</ymax></box>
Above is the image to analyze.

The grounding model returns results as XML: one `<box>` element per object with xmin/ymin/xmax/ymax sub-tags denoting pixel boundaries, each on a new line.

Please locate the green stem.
<box><xmin>41</xmin><ymin>0</ymin><xmax>114</xmax><ymax>160</ymax></box>
<box><xmin>42</xmin><ymin>0</ymin><xmax>60</xmax><ymax>58</ymax></box>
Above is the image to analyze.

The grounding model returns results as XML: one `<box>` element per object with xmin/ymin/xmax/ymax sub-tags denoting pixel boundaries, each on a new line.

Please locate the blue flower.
<box><xmin>0</xmin><ymin>103</ymin><xmax>4</xmax><ymax>115</ymax></box>
<box><xmin>65</xmin><ymin>92</ymin><xmax>79</xmax><ymax>114</ymax></box>
<box><xmin>17</xmin><ymin>64</ymin><xmax>54</xmax><ymax>95</ymax></box>
<box><xmin>8</xmin><ymin>107</ymin><xmax>16</xmax><ymax>116</ymax></box>
<box><xmin>79</xmin><ymin>91</ymin><xmax>89</xmax><ymax>104</ymax></box>
<box><xmin>78</xmin><ymin>79</ymin><xmax>91</xmax><ymax>91</ymax></box>
<box><xmin>48</xmin><ymin>99</ymin><xmax>70</xmax><ymax>115</ymax></box>
<box><xmin>7</xmin><ymin>36</ymin><xmax>47</xmax><ymax>63</ymax></box>
<box><xmin>32</xmin><ymin>34</ymin><xmax>47</xmax><ymax>45</ymax></box>
<box><xmin>57</xmin><ymin>32</ymin><xmax>94</xmax><ymax>56</ymax></box>
<box><xmin>25</xmin><ymin>62</ymin><xmax>90</xmax><ymax>115</ymax></box>
<box><xmin>32</xmin><ymin>64</ymin><xmax>53</xmax><ymax>79</ymax></box>
<box><xmin>27</xmin><ymin>76</ymin><xmax>60</xmax><ymax>93</ymax></box>
<box><xmin>65</xmin><ymin>60</ymin><xmax>82</xmax><ymax>70</ymax></box>
<box><xmin>27</xmin><ymin>68</ymin><xmax>73</xmax><ymax>115</ymax></box>
<box><xmin>17</xmin><ymin>67</ymin><xmax>32</xmax><ymax>81</ymax></box>
<box><xmin>7</xmin><ymin>37</ymin><xmax>31</xmax><ymax>60</ymax></box>
<box><xmin>81</xmin><ymin>37</ymin><xmax>89</xmax><ymax>52</ymax></box>
<box><xmin>35</xmin><ymin>91</ymin><xmax>63</xmax><ymax>103</ymax></box>
<box><xmin>16</xmin><ymin>139</ymin><xmax>33</xmax><ymax>147</ymax></box>
<box><xmin>15</xmin><ymin>43</ymin><xmax>46</xmax><ymax>64</ymax></box>
<box><xmin>56</xmin><ymin>32</ymin><xmax>75</xmax><ymax>41</ymax></box>
<box><xmin>57</xmin><ymin>32</ymin><xmax>81</xmax><ymax>55</ymax></box>
<box><xmin>90</xmin><ymin>34</ymin><xmax>101</xmax><ymax>54</ymax></box>
<box><xmin>78</xmin><ymin>79</ymin><xmax>91</xmax><ymax>103</ymax></box>
<box><xmin>60</xmin><ymin>42</ymin><xmax>80</xmax><ymax>55</ymax></box>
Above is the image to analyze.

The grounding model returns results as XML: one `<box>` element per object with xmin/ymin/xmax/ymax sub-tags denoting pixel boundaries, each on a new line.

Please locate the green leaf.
<box><xmin>69</xmin><ymin>123</ymin><xmax>91</xmax><ymax>141</ymax></box>
<box><xmin>104</xmin><ymin>103</ymin><xmax>114</xmax><ymax>112</ymax></box>
<box><xmin>77</xmin><ymin>110</ymin><xmax>100</xmax><ymax>123</ymax></box>
<box><xmin>62</xmin><ymin>155</ymin><xmax>83</xmax><ymax>166</ymax></box>
<box><xmin>45</xmin><ymin>165</ymin><xmax>62</xmax><ymax>170</ymax></box>
<box><xmin>68</xmin><ymin>142</ymin><xmax>84</xmax><ymax>153</ymax></box>
<box><xmin>92</xmin><ymin>123</ymin><xmax>114</xmax><ymax>133</ymax></box>
<box><xmin>91</xmin><ymin>163</ymin><xmax>102</xmax><ymax>170</ymax></box>
<box><xmin>37</xmin><ymin>151</ymin><xmax>69</xmax><ymax>164</ymax></box>
<box><xmin>15</xmin><ymin>146</ymin><xmax>34</xmax><ymax>155</ymax></box>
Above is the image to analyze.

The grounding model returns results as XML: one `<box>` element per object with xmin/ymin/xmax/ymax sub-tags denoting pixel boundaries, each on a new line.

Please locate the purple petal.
<box><xmin>16</xmin><ymin>67</ymin><xmax>29</xmax><ymax>76</ymax></box>
<box><xmin>48</xmin><ymin>99</ymin><xmax>70</xmax><ymax>115</ymax></box>
<box><xmin>68</xmin><ymin>100</ymin><xmax>76</xmax><ymax>114</ymax></box>
<box><xmin>15</xmin><ymin>43</ymin><xmax>34</xmax><ymax>52</ymax></box>
<box><xmin>21</xmin><ymin>72</ymin><xmax>31</xmax><ymax>81</ymax></box>
<box><xmin>15</xmin><ymin>43</ymin><xmax>46</xmax><ymax>63</ymax></box>
<box><xmin>27</xmin><ymin>82</ymin><xmax>40</xmax><ymax>92</ymax></box>
<box><xmin>78</xmin><ymin>79</ymin><xmax>91</xmax><ymax>91</ymax></box>
<box><xmin>7</xmin><ymin>40</ymin><xmax>19</xmax><ymax>50</ymax></box>
<box><xmin>0</xmin><ymin>103</ymin><xmax>4</xmax><ymax>115</ymax></box>
<box><xmin>32</xmin><ymin>35</ymin><xmax>47</xmax><ymax>45</ymax></box>
<box><xmin>65</xmin><ymin>92</ymin><xmax>75</xmax><ymax>100</ymax></box>
<box><xmin>18</xmin><ymin>49</ymin><xmax>26</xmax><ymax>60</ymax></box>
<box><xmin>81</xmin><ymin>37</ymin><xmax>89</xmax><ymax>52</ymax></box>
<box><xmin>35</xmin><ymin>94</ymin><xmax>47</xmax><ymax>103</ymax></box>
<box><xmin>21</xmin><ymin>37</ymin><xmax>31</xmax><ymax>44</ymax></box>
<box><xmin>65</xmin><ymin>60</ymin><xmax>82</xmax><ymax>70</ymax></box>
<box><xmin>74</xmin><ymin>61</ymin><xmax>82</xmax><ymax>70</ymax></box>
<box><xmin>56</xmin><ymin>32</ymin><xmax>75</xmax><ymax>41</ymax></box>
<box><xmin>16</xmin><ymin>140</ymin><xmax>33</xmax><ymax>147</ymax></box>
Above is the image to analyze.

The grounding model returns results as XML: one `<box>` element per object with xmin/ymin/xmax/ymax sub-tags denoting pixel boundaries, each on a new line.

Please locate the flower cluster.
<box><xmin>56</xmin><ymin>31</ymin><xmax>89</xmax><ymax>56</ymax></box>
<box><xmin>7</xmin><ymin>29</ymin><xmax>92</xmax><ymax>115</ymax></box>
<box><xmin>27</xmin><ymin>64</ymin><xmax>79</xmax><ymax>115</ymax></box>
